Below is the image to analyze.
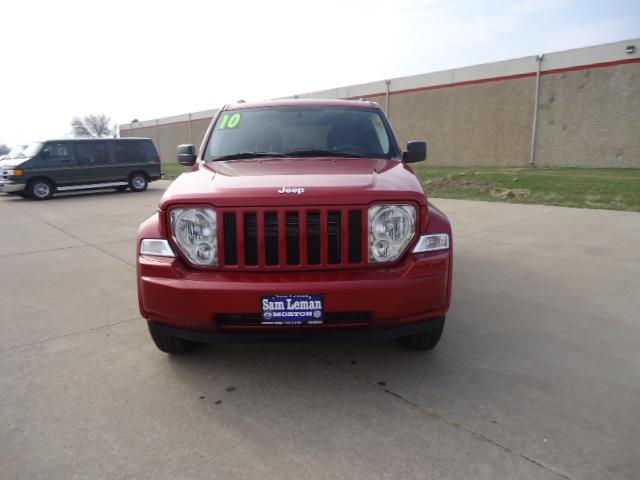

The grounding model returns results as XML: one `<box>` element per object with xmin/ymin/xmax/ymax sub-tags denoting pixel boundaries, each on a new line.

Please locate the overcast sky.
<box><xmin>1</xmin><ymin>0</ymin><xmax>639</xmax><ymax>146</ymax></box>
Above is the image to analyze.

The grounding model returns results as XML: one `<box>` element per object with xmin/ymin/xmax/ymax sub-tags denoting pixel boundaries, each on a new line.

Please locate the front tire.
<box><xmin>129</xmin><ymin>173</ymin><xmax>148</xmax><ymax>192</ymax></box>
<box><xmin>148</xmin><ymin>325</ymin><xmax>198</xmax><ymax>354</ymax></box>
<box><xmin>399</xmin><ymin>316</ymin><xmax>445</xmax><ymax>351</ymax></box>
<box><xmin>28</xmin><ymin>179</ymin><xmax>54</xmax><ymax>200</ymax></box>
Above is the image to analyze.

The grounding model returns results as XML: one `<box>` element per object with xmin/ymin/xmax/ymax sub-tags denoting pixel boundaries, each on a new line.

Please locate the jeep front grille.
<box><xmin>218</xmin><ymin>207</ymin><xmax>366</xmax><ymax>270</ymax></box>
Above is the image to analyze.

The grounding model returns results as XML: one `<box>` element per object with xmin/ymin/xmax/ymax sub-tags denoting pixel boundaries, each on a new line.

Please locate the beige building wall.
<box><xmin>191</xmin><ymin>118</ymin><xmax>213</xmax><ymax>153</ymax></box>
<box><xmin>536</xmin><ymin>62</ymin><xmax>640</xmax><ymax>167</ymax></box>
<box><xmin>385</xmin><ymin>77</ymin><xmax>535</xmax><ymax>166</ymax></box>
<box><xmin>120</xmin><ymin>38</ymin><xmax>640</xmax><ymax>168</ymax></box>
<box><xmin>122</xmin><ymin>114</ymin><xmax>216</xmax><ymax>163</ymax></box>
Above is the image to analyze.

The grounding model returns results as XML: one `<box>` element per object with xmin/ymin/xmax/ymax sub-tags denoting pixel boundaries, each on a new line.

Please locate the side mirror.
<box><xmin>403</xmin><ymin>141</ymin><xmax>427</xmax><ymax>163</ymax></box>
<box><xmin>177</xmin><ymin>144</ymin><xmax>197</xmax><ymax>166</ymax></box>
<box><xmin>41</xmin><ymin>149</ymin><xmax>50</xmax><ymax>158</ymax></box>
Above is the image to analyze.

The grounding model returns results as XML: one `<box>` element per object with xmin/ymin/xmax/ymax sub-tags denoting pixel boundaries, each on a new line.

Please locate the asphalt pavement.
<box><xmin>1</xmin><ymin>181</ymin><xmax>639</xmax><ymax>480</ymax></box>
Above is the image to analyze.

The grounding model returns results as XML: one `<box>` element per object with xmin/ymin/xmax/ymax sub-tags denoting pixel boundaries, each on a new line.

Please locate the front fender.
<box><xmin>137</xmin><ymin>212</ymin><xmax>164</xmax><ymax>318</ymax></box>
<box><xmin>426</xmin><ymin>201</ymin><xmax>453</xmax><ymax>312</ymax></box>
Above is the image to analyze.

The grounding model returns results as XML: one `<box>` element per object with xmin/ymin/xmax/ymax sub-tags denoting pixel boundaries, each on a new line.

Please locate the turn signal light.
<box><xmin>140</xmin><ymin>239</ymin><xmax>176</xmax><ymax>257</ymax></box>
<box><xmin>13</xmin><ymin>169</ymin><xmax>25</xmax><ymax>176</ymax></box>
<box><xmin>412</xmin><ymin>234</ymin><xmax>450</xmax><ymax>253</ymax></box>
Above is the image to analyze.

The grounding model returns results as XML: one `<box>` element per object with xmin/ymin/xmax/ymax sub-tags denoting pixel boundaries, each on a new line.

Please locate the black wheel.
<box><xmin>114</xmin><ymin>185</ymin><xmax>128</xmax><ymax>192</ymax></box>
<box><xmin>128</xmin><ymin>173</ymin><xmax>148</xmax><ymax>192</ymax></box>
<box><xmin>148</xmin><ymin>325</ymin><xmax>198</xmax><ymax>354</ymax></box>
<box><xmin>399</xmin><ymin>316</ymin><xmax>445</xmax><ymax>351</ymax></box>
<box><xmin>28</xmin><ymin>179</ymin><xmax>54</xmax><ymax>200</ymax></box>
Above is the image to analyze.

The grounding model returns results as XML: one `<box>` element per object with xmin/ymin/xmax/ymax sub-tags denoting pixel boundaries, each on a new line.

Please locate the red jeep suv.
<box><xmin>137</xmin><ymin>99</ymin><xmax>452</xmax><ymax>353</ymax></box>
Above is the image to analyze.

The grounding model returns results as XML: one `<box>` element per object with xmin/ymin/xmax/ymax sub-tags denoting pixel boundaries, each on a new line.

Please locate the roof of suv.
<box><xmin>225</xmin><ymin>98</ymin><xmax>380</xmax><ymax>110</ymax></box>
<box><xmin>39</xmin><ymin>137</ymin><xmax>150</xmax><ymax>143</ymax></box>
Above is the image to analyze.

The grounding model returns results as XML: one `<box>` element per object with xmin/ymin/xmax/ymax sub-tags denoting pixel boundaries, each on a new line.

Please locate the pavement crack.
<box><xmin>304</xmin><ymin>350</ymin><xmax>572</xmax><ymax>480</ymax></box>
<box><xmin>42</xmin><ymin>221</ymin><xmax>135</xmax><ymax>268</ymax></box>
<box><xmin>459</xmin><ymin>210</ymin><xmax>559</xmax><ymax>239</ymax></box>
<box><xmin>2</xmin><ymin>316</ymin><xmax>141</xmax><ymax>353</ymax></box>
<box><xmin>94</xmin><ymin>237</ymin><xmax>137</xmax><ymax>246</ymax></box>
<box><xmin>8</xmin><ymin>203</ymin><xmax>136</xmax><ymax>266</ymax></box>
<box><xmin>0</xmin><ymin>244</ymin><xmax>85</xmax><ymax>259</ymax></box>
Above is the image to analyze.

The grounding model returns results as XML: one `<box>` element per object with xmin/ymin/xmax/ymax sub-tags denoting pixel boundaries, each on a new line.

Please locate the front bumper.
<box><xmin>149</xmin><ymin>315</ymin><xmax>445</xmax><ymax>343</ymax></box>
<box><xmin>138</xmin><ymin>250</ymin><xmax>452</xmax><ymax>340</ymax></box>
<box><xmin>0</xmin><ymin>180</ymin><xmax>26</xmax><ymax>193</ymax></box>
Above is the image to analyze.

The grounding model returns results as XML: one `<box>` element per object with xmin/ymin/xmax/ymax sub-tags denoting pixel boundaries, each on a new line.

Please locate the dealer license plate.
<box><xmin>261</xmin><ymin>294</ymin><xmax>324</xmax><ymax>325</ymax></box>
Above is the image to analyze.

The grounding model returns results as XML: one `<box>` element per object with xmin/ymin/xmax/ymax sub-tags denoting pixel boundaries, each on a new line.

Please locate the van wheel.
<box><xmin>129</xmin><ymin>173</ymin><xmax>148</xmax><ymax>192</ymax></box>
<box><xmin>148</xmin><ymin>326</ymin><xmax>198</xmax><ymax>354</ymax></box>
<box><xmin>399</xmin><ymin>316</ymin><xmax>445</xmax><ymax>351</ymax></box>
<box><xmin>28</xmin><ymin>179</ymin><xmax>54</xmax><ymax>200</ymax></box>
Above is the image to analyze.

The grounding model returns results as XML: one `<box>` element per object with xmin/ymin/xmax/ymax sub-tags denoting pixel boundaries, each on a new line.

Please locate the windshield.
<box><xmin>204</xmin><ymin>106</ymin><xmax>397</xmax><ymax>161</ymax></box>
<box><xmin>20</xmin><ymin>142</ymin><xmax>44</xmax><ymax>158</ymax></box>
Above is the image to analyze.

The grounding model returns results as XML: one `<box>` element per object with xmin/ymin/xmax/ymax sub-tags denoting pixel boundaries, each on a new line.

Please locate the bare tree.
<box><xmin>71</xmin><ymin>117</ymin><xmax>92</xmax><ymax>137</ymax></box>
<box><xmin>71</xmin><ymin>114</ymin><xmax>115</xmax><ymax>138</ymax></box>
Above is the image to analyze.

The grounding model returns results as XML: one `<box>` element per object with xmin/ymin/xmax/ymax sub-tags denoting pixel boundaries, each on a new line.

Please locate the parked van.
<box><xmin>0</xmin><ymin>138</ymin><xmax>162</xmax><ymax>200</ymax></box>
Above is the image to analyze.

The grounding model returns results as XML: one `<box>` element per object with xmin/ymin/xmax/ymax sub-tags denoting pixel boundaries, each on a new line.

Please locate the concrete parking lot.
<box><xmin>1</xmin><ymin>181</ymin><xmax>639</xmax><ymax>480</ymax></box>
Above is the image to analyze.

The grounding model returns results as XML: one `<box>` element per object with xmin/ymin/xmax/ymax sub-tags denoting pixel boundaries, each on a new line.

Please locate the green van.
<box><xmin>0</xmin><ymin>138</ymin><xmax>162</xmax><ymax>200</ymax></box>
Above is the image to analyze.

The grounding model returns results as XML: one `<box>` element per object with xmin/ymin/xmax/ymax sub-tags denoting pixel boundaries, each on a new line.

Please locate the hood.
<box><xmin>160</xmin><ymin>157</ymin><xmax>427</xmax><ymax>209</ymax></box>
<box><xmin>0</xmin><ymin>157</ymin><xmax>29</xmax><ymax>168</ymax></box>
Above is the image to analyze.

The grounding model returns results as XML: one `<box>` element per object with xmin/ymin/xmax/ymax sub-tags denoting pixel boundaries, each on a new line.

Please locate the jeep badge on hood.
<box><xmin>278</xmin><ymin>187</ymin><xmax>305</xmax><ymax>194</ymax></box>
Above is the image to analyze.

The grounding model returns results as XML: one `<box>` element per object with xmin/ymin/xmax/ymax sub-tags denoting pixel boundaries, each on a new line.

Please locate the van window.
<box><xmin>114</xmin><ymin>141</ymin><xmax>146</xmax><ymax>163</ymax></box>
<box><xmin>76</xmin><ymin>142</ymin><xmax>109</xmax><ymax>165</ymax></box>
<box><xmin>42</xmin><ymin>143</ymin><xmax>69</xmax><ymax>159</ymax></box>
<box><xmin>142</xmin><ymin>139</ymin><xmax>159</xmax><ymax>159</ymax></box>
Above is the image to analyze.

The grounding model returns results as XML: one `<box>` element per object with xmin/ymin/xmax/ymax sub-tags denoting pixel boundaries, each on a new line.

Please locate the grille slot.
<box><xmin>348</xmin><ymin>211</ymin><xmax>362</xmax><ymax>263</ymax></box>
<box><xmin>264</xmin><ymin>212</ymin><xmax>279</xmax><ymax>266</ymax></box>
<box><xmin>244</xmin><ymin>213</ymin><xmax>258</xmax><ymax>265</ymax></box>
<box><xmin>286</xmin><ymin>212</ymin><xmax>300</xmax><ymax>265</ymax></box>
<box><xmin>327</xmin><ymin>211</ymin><xmax>341</xmax><ymax>264</ymax></box>
<box><xmin>307</xmin><ymin>212</ymin><xmax>321</xmax><ymax>265</ymax></box>
<box><xmin>217</xmin><ymin>311</ymin><xmax>371</xmax><ymax>327</ymax></box>
<box><xmin>223</xmin><ymin>213</ymin><xmax>238</xmax><ymax>265</ymax></box>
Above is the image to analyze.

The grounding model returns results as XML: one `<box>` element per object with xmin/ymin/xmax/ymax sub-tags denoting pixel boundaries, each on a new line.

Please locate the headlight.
<box><xmin>170</xmin><ymin>208</ymin><xmax>217</xmax><ymax>266</ymax></box>
<box><xmin>412</xmin><ymin>233</ymin><xmax>449</xmax><ymax>253</ymax></box>
<box><xmin>368</xmin><ymin>204</ymin><xmax>416</xmax><ymax>263</ymax></box>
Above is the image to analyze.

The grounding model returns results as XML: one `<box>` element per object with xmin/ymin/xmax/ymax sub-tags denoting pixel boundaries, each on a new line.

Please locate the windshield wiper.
<box><xmin>284</xmin><ymin>149</ymin><xmax>364</xmax><ymax>158</ymax></box>
<box><xmin>210</xmin><ymin>151</ymin><xmax>286</xmax><ymax>161</ymax></box>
